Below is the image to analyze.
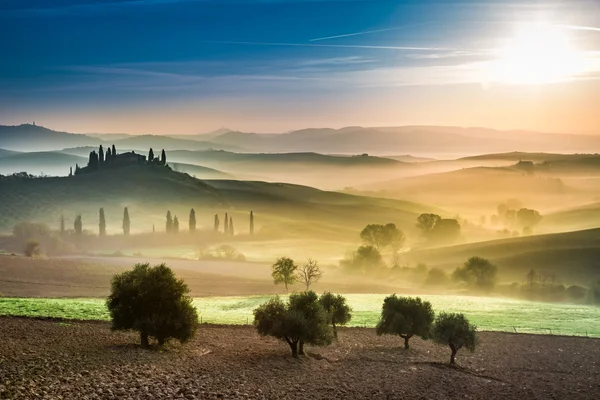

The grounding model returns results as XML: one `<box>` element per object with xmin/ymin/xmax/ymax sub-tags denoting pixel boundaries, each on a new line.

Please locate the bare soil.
<box><xmin>0</xmin><ymin>255</ymin><xmax>410</xmax><ymax>297</ymax></box>
<box><xmin>1</xmin><ymin>317</ymin><xmax>598</xmax><ymax>400</ymax></box>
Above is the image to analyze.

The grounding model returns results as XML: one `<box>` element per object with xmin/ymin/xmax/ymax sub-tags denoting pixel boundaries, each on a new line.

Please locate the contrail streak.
<box><xmin>310</xmin><ymin>28</ymin><xmax>402</xmax><ymax>42</ymax></box>
<box><xmin>557</xmin><ymin>24</ymin><xmax>600</xmax><ymax>32</ymax></box>
<box><xmin>200</xmin><ymin>40</ymin><xmax>457</xmax><ymax>52</ymax></box>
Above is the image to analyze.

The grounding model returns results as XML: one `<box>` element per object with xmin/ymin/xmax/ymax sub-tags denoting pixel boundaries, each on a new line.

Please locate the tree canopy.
<box><xmin>271</xmin><ymin>257</ymin><xmax>297</xmax><ymax>291</ymax></box>
<box><xmin>376</xmin><ymin>295</ymin><xmax>434</xmax><ymax>349</ymax></box>
<box><xmin>319</xmin><ymin>292</ymin><xmax>352</xmax><ymax>338</ymax></box>
<box><xmin>253</xmin><ymin>291</ymin><xmax>332</xmax><ymax>357</ymax></box>
<box><xmin>360</xmin><ymin>223</ymin><xmax>405</xmax><ymax>252</ymax></box>
<box><xmin>432</xmin><ymin>312</ymin><xmax>477</xmax><ymax>364</ymax></box>
<box><xmin>453</xmin><ymin>257</ymin><xmax>498</xmax><ymax>292</ymax></box>
<box><xmin>106</xmin><ymin>263</ymin><xmax>198</xmax><ymax>347</ymax></box>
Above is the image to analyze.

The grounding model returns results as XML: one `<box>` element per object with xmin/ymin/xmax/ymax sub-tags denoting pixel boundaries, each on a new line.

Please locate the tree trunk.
<box><xmin>140</xmin><ymin>331</ymin><xmax>149</xmax><ymax>348</ymax></box>
<box><xmin>333</xmin><ymin>323</ymin><xmax>338</xmax><ymax>339</ymax></box>
<box><xmin>299</xmin><ymin>341</ymin><xmax>305</xmax><ymax>356</ymax></box>
<box><xmin>286</xmin><ymin>338</ymin><xmax>298</xmax><ymax>357</ymax></box>
<box><xmin>401</xmin><ymin>335</ymin><xmax>411</xmax><ymax>349</ymax></box>
<box><xmin>450</xmin><ymin>344</ymin><xmax>457</xmax><ymax>365</ymax></box>
<box><xmin>285</xmin><ymin>281</ymin><xmax>288</xmax><ymax>292</ymax></box>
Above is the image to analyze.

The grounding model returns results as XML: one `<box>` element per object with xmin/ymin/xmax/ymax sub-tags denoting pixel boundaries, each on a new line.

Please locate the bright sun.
<box><xmin>489</xmin><ymin>24</ymin><xmax>581</xmax><ymax>85</ymax></box>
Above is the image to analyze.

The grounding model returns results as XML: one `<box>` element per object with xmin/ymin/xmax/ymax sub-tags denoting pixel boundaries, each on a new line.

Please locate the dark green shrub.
<box><xmin>107</xmin><ymin>263</ymin><xmax>198</xmax><ymax>347</ymax></box>
<box><xmin>376</xmin><ymin>295</ymin><xmax>434</xmax><ymax>349</ymax></box>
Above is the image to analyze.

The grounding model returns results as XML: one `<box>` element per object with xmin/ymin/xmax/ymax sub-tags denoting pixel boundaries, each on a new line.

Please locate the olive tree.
<box><xmin>271</xmin><ymin>257</ymin><xmax>297</xmax><ymax>291</ymax></box>
<box><xmin>376</xmin><ymin>295</ymin><xmax>434</xmax><ymax>349</ymax></box>
<box><xmin>453</xmin><ymin>257</ymin><xmax>498</xmax><ymax>292</ymax></box>
<box><xmin>253</xmin><ymin>291</ymin><xmax>332</xmax><ymax>357</ymax></box>
<box><xmin>319</xmin><ymin>292</ymin><xmax>352</xmax><ymax>338</ymax></box>
<box><xmin>360</xmin><ymin>223</ymin><xmax>405</xmax><ymax>253</ymax></box>
<box><xmin>297</xmin><ymin>259</ymin><xmax>323</xmax><ymax>290</ymax></box>
<box><xmin>107</xmin><ymin>263</ymin><xmax>198</xmax><ymax>347</ymax></box>
<box><xmin>432</xmin><ymin>312</ymin><xmax>477</xmax><ymax>365</ymax></box>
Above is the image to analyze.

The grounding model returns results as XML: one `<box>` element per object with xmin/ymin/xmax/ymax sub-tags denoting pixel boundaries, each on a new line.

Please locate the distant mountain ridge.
<box><xmin>2</xmin><ymin>123</ymin><xmax>600</xmax><ymax>156</ymax></box>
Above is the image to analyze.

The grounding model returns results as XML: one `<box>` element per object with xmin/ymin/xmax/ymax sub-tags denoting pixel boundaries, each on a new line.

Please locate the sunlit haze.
<box><xmin>1</xmin><ymin>0</ymin><xmax>600</xmax><ymax>134</ymax></box>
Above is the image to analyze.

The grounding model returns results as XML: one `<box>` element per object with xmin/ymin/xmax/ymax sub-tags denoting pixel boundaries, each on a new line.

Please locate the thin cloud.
<box><xmin>557</xmin><ymin>24</ymin><xmax>600</xmax><ymax>33</ymax></box>
<box><xmin>200</xmin><ymin>40</ymin><xmax>459</xmax><ymax>52</ymax></box>
<box><xmin>310</xmin><ymin>28</ymin><xmax>402</xmax><ymax>42</ymax></box>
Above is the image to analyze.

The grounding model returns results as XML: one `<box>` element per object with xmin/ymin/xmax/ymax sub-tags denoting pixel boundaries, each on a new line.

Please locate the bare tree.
<box><xmin>297</xmin><ymin>259</ymin><xmax>323</xmax><ymax>290</ymax></box>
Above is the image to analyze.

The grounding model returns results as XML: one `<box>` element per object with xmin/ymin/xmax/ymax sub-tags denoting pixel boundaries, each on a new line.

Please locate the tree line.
<box><xmin>59</xmin><ymin>208</ymin><xmax>257</xmax><ymax>236</ymax></box>
<box><xmin>107</xmin><ymin>262</ymin><xmax>478</xmax><ymax>365</ymax></box>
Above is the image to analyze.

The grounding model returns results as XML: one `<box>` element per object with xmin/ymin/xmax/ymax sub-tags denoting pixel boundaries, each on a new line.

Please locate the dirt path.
<box><xmin>1</xmin><ymin>317</ymin><xmax>598</xmax><ymax>399</ymax></box>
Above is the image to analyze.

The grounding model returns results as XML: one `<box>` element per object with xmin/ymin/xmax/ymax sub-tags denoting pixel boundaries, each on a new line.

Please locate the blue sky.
<box><xmin>1</xmin><ymin>0</ymin><xmax>599</xmax><ymax>134</ymax></box>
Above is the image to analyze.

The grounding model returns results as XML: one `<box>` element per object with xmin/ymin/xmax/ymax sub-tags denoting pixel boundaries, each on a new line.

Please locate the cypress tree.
<box><xmin>106</xmin><ymin>147</ymin><xmax>112</xmax><ymax>162</ymax></box>
<box><xmin>99</xmin><ymin>145</ymin><xmax>105</xmax><ymax>163</ymax></box>
<box><xmin>99</xmin><ymin>208</ymin><xmax>106</xmax><ymax>236</ymax></box>
<box><xmin>161</xmin><ymin>149</ymin><xmax>166</xmax><ymax>166</ymax></box>
<box><xmin>112</xmin><ymin>144</ymin><xmax>117</xmax><ymax>160</ymax></box>
<box><xmin>229</xmin><ymin>216</ymin><xmax>234</xmax><ymax>236</ymax></box>
<box><xmin>250</xmin><ymin>211</ymin><xmax>254</xmax><ymax>236</ymax></box>
<box><xmin>74</xmin><ymin>215</ymin><xmax>82</xmax><ymax>235</ymax></box>
<box><xmin>189</xmin><ymin>209</ymin><xmax>196</xmax><ymax>232</ymax></box>
<box><xmin>148</xmin><ymin>148</ymin><xmax>154</xmax><ymax>162</ymax></box>
<box><xmin>224</xmin><ymin>213</ymin><xmax>229</xmax><ymax>235</ymax></box>
<box><xmin>166</xmin><ymin>211</ymin><xmax>173</xmax><ymax>233</ymax></box>
<box><xmin>214</xmin><ymin>214</ymin><xmax>220</xmax><ymax>232</ymax></box>
<box><xmin>174</xmin><ymin>216</ymin><xmax>179</xmax><ymax>233</ymax></box>
<box><xmin>69</xmin><ymin>167</ymin><xmax>73</xmax><ymax>177</ymax></box>
<box><xmin>60</xmin><ymin>215</ymin><xmax>65</xmax><ymax>234</ymax></box>
<box><xmin>123</xmin><ymin>207</ymin><xmax>130</xmax><ymax>235</ymax></box>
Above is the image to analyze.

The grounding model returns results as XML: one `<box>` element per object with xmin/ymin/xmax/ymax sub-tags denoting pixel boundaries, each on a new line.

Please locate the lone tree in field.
<box><xmin>376</xmin><ymin>295</ymin><xmax>434</xmax><ymax>349</ymax></box>
<box><xmin>249</xmin><ymin>211</ymin><xmax>254</xmax><ymax>235</ymax></box>
<box><xmin>319</xmin><ymin>292</ymin><xmax>352</xmax><ymax>338</ymax></box>
<box><xmin>360</xmin><ymin>223</ymin><xmax>405</xmax><ymax>253</ymax></box>
<box><xmin>166</xmin><ymin>211</ymin><xmax>173</xmax><ymax>233</ymax></box>
<box><xmin>173</xmin><ymin>216</ymin><xmax>180</xmax><ymax>233</ymax></box>
<box><xmin>214</xmin><ymin>214</ymin><xmax>220</xmax><ymax>232</ymax></box>
<box><xmin>432</xmin><ymin>312</ymin><xmax>477</xmax><ymax>365</ymax></box>
<box><xmin>74</xmin><ymin>214</ymin><xmax>83</xmax><ymax>235</ymax></box>
<box><xmin>99</xmin><ymin>208</ymin><xmax>106</xmax><ymax>236</ymax></box>
<box><xmin>224</xmin><ymin>213</ymin><xmax>229</xmax><ymax>235</ymax></box>
<box><xmin>123</xmin><ymin>207</ymin><xmax>130</xmax><ymax>236</ymax></box>
<box><xmin>253</xmin><ymin>291</ymin><xmax>332</xmax><ymax>357</ymax></box>
<box><xmin>453</xmin><ymin>257</ymin><xmax>497</xmax><ymax>292</ymax></box>
<box><xmin>271</xmin><ymin>257</ymin><xmax>297</xmax><ymax>291</ymax></box>
<box><xmin>297</xmin><ymin>259</ymin><xmax>323</xmax><ymax>290</ymax></box>
<box><xmin>189</xmin><ymin>208</ymin><xmax>196</xmax><ymax>233</ymax></box>
<box><xmin>107</xmin><ymin>263</ymin><xmax>198</xmax><ymax>347</ymax></box>
<box><xmin>416</xmin><ymin>213</ymin><xmax>441</xmax><ymax>237</ymax></box>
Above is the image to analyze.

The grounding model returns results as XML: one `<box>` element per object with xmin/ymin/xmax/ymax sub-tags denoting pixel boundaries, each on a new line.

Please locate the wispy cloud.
<box><xmin>199</xmin><ymin>40</ymin><xmax>458</xmax><ymax>52</ymax></box>
<box><xmin>557</xmin><ymin>24</ymin><xmax>600</xmax><ymax>33</ymax></box>
<box><xmin>297</xmin><ymin>56</ymin><xmax>375</xmax><ymax>67</ymax></box>
<box><xmin>310</xmin><ymin>27</ymin><xmax>403</xmax><ymax>42</ymax></box>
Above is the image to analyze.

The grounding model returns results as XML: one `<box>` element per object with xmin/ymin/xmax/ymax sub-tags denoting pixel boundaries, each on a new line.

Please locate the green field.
<box><xmin>1</xmin><ymin>294</ymin><xmax>599</xmax><ymax>338</ymax></box>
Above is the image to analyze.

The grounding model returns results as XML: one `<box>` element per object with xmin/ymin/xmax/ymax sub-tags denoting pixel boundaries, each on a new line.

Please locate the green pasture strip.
<box><xmin>1</xmin><ymin>294</ymin><xmax>599</xmax><ymax>338</ymax></box>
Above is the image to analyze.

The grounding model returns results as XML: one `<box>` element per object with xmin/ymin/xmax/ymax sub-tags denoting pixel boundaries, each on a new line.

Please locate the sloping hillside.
<box><xmin>0</xmin><ymin>152</ymin><xmax>86</xmax><ymax>176</ymax></box>
<box><xmin>404</xmin><ymin>228</ymin><xmax>600</xmax><ymax>285</ymax></box>
<box><xmin>0</xmin><ymin>124</ymin><xmax>100</xmax><ymax>151</ymax></box>
<box><xmin>542</xmin><ymin>202</ymin><xmax>600</xmax><ymax>232</ymax></box>
<box><xmin>113</xmin><ymin>135</ymin><xmax>244</xmax><ymax>152</ymax></box>
<box><xmin>0</xmin><ymin>166</ymin><xmax>437</xmax><ymax>239</ymax></box>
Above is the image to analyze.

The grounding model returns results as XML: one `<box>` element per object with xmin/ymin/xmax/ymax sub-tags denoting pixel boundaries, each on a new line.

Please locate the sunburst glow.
<box><xmin>489</xmin><ymin>24</ymin><xmax>582</xmax><ymax>85</ymax></box>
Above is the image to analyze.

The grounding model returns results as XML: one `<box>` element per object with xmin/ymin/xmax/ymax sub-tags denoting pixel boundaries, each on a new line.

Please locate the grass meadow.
<box><xmin>1</xmin><ymin>294</ymin><xmax>599</xmax><ymax>338</ymax></box>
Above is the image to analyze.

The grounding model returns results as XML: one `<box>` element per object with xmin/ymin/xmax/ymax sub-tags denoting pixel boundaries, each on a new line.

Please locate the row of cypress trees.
<box><xmin>61</xmin><ymin>209</ymin><xmax>256</xmax><ymax>236</ymax></box>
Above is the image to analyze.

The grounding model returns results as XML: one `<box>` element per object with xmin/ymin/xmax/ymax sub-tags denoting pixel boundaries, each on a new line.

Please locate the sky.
<box><xmin>1</xmin><ymin>0</ymin><xmax>600</xmax><ymax>135</ymax></box>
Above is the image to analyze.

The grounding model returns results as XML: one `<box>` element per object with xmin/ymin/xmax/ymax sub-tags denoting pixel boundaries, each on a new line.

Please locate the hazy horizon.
<box><xmin>2</xmin><ymin>0</ymin><xmax>600</xmax><ymax>135</ymax></box>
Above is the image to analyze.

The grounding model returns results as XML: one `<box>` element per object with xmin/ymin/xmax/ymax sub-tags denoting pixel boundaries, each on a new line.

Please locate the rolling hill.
<box><xmin>0</xmin><ymin>152</ymin><xmax>86</xmax><ymax>176</ymax></box>
<box><xmin>112</xmin><ymin>135</ymin><xmax>244</xmax><ymax>152</ymax></box>
<box><xmin>0</xmin><ymin>164</ymin><xmax>437</xmax><ymax>239</ymax></box>
<box><xmin>403</xmin><ymin>228</ymin><xmax>600</xmax><ymax>286</ymax></box>
<box><xmin>0</xmin><ymin>124</ymin><xmax>100</xmax><ymax>151</ymax></box>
